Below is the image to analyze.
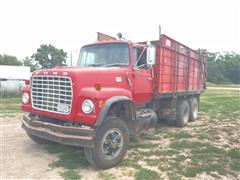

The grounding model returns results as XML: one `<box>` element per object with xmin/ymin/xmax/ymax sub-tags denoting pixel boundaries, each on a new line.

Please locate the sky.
<box><xmin>0</xmin><ymin>0</ymin><xmax>239</xmax><ymax>65</ymax></box>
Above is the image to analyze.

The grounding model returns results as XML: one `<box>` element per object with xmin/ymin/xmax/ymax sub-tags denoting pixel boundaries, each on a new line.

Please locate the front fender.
<box><xmin>77</xmin><ymin>87</ymin><xmax>134</xmax><ymax>125</ymax></box>
<box><xmin>95</xmin><ymin>96</ymin><xmax>136</xmax><ymax>126</ymax></box>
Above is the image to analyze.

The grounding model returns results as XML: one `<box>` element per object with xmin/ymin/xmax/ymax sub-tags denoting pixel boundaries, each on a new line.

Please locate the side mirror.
<box><xmin>146</xmin><ymin>44</ymin><xmax>156</xmax><ymax>66</ymax></box>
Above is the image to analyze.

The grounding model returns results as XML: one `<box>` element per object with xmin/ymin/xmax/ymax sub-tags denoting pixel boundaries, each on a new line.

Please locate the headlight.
<box><xmin>22</xmin><ymin>93</ymin><xmax>29</xmax><ymax>104</ymax></box>
<box><xmin>82</xmin><ymin>100</ymin><xmax>95</xmax><ymax>114</ymax></box>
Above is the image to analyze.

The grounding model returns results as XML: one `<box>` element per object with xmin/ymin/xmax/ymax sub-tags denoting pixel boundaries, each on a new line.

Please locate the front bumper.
<box><xmin>22</xmin><ymin>115</ymin><xmax>94</xmax><ymax>147</ymax></box>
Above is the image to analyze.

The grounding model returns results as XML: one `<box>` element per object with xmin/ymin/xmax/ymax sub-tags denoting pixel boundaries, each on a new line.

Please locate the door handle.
<box><xmin>147</xmin><ymin>77</ymin><xmax>153</xmax><ymax>81</ymax></box>
<box><xmin>125</xmin><ymin>72</ymin><xmax>132</xmax><ymax>87</ymax></box>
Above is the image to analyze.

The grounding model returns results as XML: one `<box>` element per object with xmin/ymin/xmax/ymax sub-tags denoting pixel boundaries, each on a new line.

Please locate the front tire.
<box><xmin>84</xmin><ymin>116</ymin><xmax>129</xmax><ymax>169</ymax></box>
<box><xmin>175</xmin><ymin>99</ymin><xmax>190</xmax><ymax>127</ymax></box>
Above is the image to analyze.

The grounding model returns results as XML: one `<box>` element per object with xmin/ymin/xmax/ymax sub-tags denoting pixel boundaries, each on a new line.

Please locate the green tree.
<box><xmin>23</xmin><ymin>56</ymin><xmax>38</xmax><ymax>72</ymax></box>
<box><xmin>223</xmin><ymin>52</ymin><xmax>240</xmax><ymax>84</ymax></box>
<box><xmin>31</xmin><ymin>44</ymin><xmax>67</xmax><ymax>69</ymax></box>
<box><xmin>0</xmin><ymin>54</ymin><xmax>22</xmax><ymax>66</ymax></box>
<box><xmin>207</xmin><ymin>52</ymin><xmax>240</xmax><ymax>84</ymax></box>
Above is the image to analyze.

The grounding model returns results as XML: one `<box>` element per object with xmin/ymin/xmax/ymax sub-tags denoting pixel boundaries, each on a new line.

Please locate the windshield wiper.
<box><xmin>104</xmin><ymin>63</ymin><xmax>128</xmax><ymax>67</ymax></box>
<box><xmin>86</xmin><ymin>63</ymin><xmax>104</xmax><ymax>67</ymax></box>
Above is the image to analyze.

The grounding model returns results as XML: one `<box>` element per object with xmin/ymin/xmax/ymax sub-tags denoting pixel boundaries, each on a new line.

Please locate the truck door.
<box><xmin>132</xmin><ymin>47</ymin><xmax>153</xmax><ymax>104</ymax></box>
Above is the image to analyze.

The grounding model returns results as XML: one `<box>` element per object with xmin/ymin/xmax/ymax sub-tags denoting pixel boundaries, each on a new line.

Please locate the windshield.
<box><xmin>77</xmin><ymin>43</ymin><xmax>130</xmax><ymax>67</ymax></box>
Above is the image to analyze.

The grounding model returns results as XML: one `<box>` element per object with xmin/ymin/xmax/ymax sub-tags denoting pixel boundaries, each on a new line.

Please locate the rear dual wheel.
<box><xmin>175</xmin><ymin>97</ymin><xmax>199</xmax><ymax>127</ymax></box>
<box><xmin>189</xmin><ymin>97</ymin><xmax>199</xmax><ymax>122</ymax></box>
<box><xmin>176</xmin><ymin>99</ymin><xmax>190</xmax><ymax>127</ymax></box>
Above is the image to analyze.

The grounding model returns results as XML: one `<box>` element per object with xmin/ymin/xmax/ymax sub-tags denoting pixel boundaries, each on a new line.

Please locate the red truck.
<box><xmin>21</xmin><ymin>33</ymin><xmax>207</xmax><ymax>169</ymax></box>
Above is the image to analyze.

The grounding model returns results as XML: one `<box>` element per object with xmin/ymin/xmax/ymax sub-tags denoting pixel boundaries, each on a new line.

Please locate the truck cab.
<box><xmin>79</xmin><ymin>40</ymin><xmax>156</xmax><ymax>102</ymax></box>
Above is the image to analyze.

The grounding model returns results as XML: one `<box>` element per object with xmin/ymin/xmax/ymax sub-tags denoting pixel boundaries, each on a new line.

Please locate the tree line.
<box><xmin>0</xmin><ymin>44</ymin><xmax>239</xmax><ymax>84</ymax></box>
<box><xmin>207</xmin><ymin>52</ymin><xmax>240</xmax><ymax>84</ymax></box>
<box><xmin>0</xmin><ymin>44</ymin><xmax>67</xmax><ymax>72</ymax></box>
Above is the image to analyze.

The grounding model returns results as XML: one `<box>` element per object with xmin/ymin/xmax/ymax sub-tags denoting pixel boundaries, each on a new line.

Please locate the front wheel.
<box><xmin>84</xmin><ymin>116</ymin><xmax>129</xmax><ymax>169</ymax></box>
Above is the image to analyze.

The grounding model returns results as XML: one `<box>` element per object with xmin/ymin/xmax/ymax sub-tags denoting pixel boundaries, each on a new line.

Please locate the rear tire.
<box><xmin>189</xmin><ymin>97</ymin><xmax>199</xmax><ymax>122</ymax></box>
<box><xmin>175</xmin><ymin>99</ymin><xmax>190</xmax><ymax>127</ymax></box>
<box><xmin>84</xmin><ymin>116</ymin><xmax>129</xmax><ymax>169</ymax></box>
<box><xmin>27</xmin><ymin>134</ymin><xmax>49</xmax><ymax>144</ymax></box>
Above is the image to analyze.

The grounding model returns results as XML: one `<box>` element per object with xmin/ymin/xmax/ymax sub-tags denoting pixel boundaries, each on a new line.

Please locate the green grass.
<box><xmin>138</xmin><ymin>132</ymin><xmax>161</xmax><ymax>140</ymax></box>
<box><xmin>184</xmin><ymin>165</ymin><xmax>221</xmax><ymax>177</ymax></box>
<box><xmin>49</xmin><ymin>151</ymin><xmax>88</xmax><ymax>169</ymax></box>
<box><xmin>206</xmin><ymin>82</ymin><xmax>240</xmax><ymax>88</ymax></box>
<box><xmin>191</xmin><ymin>144</ymin><xmax>225</xmax><ymax>155</ymax></box>
<box><xmin>173</xmin><ymin>131</ymin><xmax>192</xmax><ymax>139</ymax></box>
<box><xmin>0</xmin><ymin>96</ymin><xmax>22</xmax><ymax>117</ymax></box>
<box><xmin>45</xmin><ymin>142</ymin><xmax>71</xmax><ymax>154</ymax></box>
<box><xmin>200</xmin><ymin>90</ymin><xmax>240</xmax><ymax>117</ymax></box>
<box><xmin>60</xmin><ymin>170</ymin><xmax>81</xmax><ymax>180</ymax></box>
<box><xmin>98</xmin><ymin>172</ymin><xmax>116</xmax><ymax>180</ymax></box>
<box><xmin>46</xmin><ymin>143</ymin><xmax>88</xmax><ymax>179</ymax></box>
<box><xmin>119</xmin><ymin>89</ymin><xmax>240</xmax><ymax>179</ymax></box>
<box><xmin>169</xmin><ymin>140</ymin><xmax>205</xmax><ymax>149</ymax></box>
<box><xmin>47</xmin><ymin>143</ymin><xmax>89</xmax><ymax>170</ymax></box>
<box><xmin>167</xmin><ymin>138</ymin><xmax>239</xmax><ymax>177</ymax></box>
<box><xmin>168</xmin><ymin>131</ymin><xmax>193</xmax><ymax>139</ymax></box>
<box><xmin>228</xmin><ymin>148</ymin><xmax>240</xmax><ymax>160</ymax></box>
<box><xmin>230</xmin><ymin>162</ymin><xmax>240</xmax><ymax>171</ymax></box>
<box><xmin>135</xmin><ymin>168</ymin><xmax>160</xmax><ymax>180</ymax></box>
<box><xmin>120</xmin><ymin>159</ymin><xmax>142</xmax><ymax>169</ymax></box>
<box><xmin>129</xmin><ymin>143</ymin><xmax>158</xmax><ymax>149</ymax></box>
<box><xmin>140</xmin><ymin>149</ymin><xmax>179</xmax><ymax>157</ymax></box>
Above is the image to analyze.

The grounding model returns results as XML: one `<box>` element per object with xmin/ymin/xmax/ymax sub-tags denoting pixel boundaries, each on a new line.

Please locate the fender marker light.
<box><xmin>95</xmin><ymin>83</ymin><xmax>102</xmax><ymax>91</ymax></box>
<box><xmin>99</xmin><ymin>100</ymin><xmax>104</xmax><ymax>108</ymax></box>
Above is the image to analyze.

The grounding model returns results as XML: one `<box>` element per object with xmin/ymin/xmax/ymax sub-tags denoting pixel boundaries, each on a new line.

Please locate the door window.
<box><xmin>133</xmin><ymin>47</ymin><xmax>147</xmax><ymax>68</ymax></box>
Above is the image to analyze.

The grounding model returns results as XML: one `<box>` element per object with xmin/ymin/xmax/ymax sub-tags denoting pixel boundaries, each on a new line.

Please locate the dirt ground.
<box><xmin>1</xmin><ymin>115</ymin><xmax>122</xmax><ymax>180</ymax></box>
<box><xmin>1</xmin><ymin>115</ymin><xmax>63</xmax><ymax>179</ymax></box>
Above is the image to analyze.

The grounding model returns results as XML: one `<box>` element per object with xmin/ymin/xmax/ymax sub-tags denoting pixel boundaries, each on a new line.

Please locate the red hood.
<box><xmin>32</xmin><ymin>66</ymin><xmax>130</xmax><ymax>89</ymax></box>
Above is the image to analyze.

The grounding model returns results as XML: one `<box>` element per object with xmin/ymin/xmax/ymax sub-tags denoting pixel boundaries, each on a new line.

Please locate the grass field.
<box><xmin>0</xmin><ymin>96</ymin><xmax>22</xmax><ymax>117</ymax></box>
<box><xmin>206</xmin><ymin>82</ymin><xmax>240</xmax><ymax>88</ymax></box>
<box><xmin>1</xmin><ymin>88</ymin><xmax>240</xmax><ymax>179</ymax></box>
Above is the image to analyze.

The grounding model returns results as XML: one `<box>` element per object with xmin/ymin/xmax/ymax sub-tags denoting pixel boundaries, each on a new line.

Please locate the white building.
<box><xmin>0</xmin><ymin>65</ymin><xmax>31</xmax><ymax>96</ymax></box>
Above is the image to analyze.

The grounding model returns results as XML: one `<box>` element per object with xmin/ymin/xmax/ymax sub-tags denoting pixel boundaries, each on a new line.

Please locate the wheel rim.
<box><xmin>183</xmin><ymin>105</ymin><xmax>189</xmax><ymax>124</ymax></box>
<box><xmin>101</xmin><ymin>128</ymin><xmax>123</xmax><ymax>159</ymax></box>
<box><xmin>192</xmin><ymin>102</ymin><xmax>198</xmax><ymax>119</ymax></box>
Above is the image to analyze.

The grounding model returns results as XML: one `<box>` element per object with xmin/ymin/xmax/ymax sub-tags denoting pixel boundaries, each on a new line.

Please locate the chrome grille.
<box><xmin>31</xmin><ymin>76</ymin><xmax>73</xmax><ymax>114</ymax></box>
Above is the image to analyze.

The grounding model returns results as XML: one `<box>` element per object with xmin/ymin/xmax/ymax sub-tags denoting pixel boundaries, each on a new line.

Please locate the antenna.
<box><xmin>159</xmin><ymin>25</ymin><xmax>162</xmax><ymax>40</ymax></box>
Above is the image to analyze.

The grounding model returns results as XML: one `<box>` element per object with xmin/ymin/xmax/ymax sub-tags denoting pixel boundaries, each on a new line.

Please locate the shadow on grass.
<box><xmin>45</xmin><ymin>142</ymin><xmax>89</xmax><ymax>180</ymax></box>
